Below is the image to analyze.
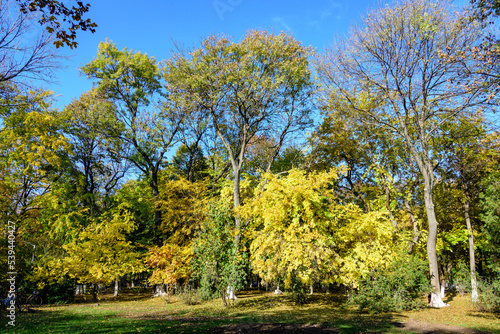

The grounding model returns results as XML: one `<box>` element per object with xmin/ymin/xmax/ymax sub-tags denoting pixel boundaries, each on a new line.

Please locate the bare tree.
<box><xmin>0</xmin><ymin>0</ymin><xmax>59</xmax><ymax>90</ymax></box>
<box><xmin>318</xmin><ymin>0</ymin><xmax>489</xmax><ymax>307</ymax></box>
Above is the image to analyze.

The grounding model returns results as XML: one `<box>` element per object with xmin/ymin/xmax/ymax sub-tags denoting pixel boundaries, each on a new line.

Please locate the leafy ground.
<box><xmin>1</xmin><ymin>289</ymin><xmax>498</xmax><ymax>333</ymax></box>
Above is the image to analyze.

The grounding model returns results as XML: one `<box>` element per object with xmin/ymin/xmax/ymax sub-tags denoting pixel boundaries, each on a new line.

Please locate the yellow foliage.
<box><xmin>240</xmin><ymin>168</ymin><xmax>398</xmax><ymax>289</ymax></box>
<box><xmin>54</xmin><ymin>206</ymin><xmax>145</xmax><ymax>285</ymax></box>
<box><xmin>157</xmin><ymin>175</ymin><xmax>207</xmax><ymax>245</ymax></box>
<box><xmin>240</xmin><ymin>169</ymin><xmax>339</xmax><ymax>288</ymax></box>
<box><xmin>145</xmin><ymin>243</ymin><xmax>193</xmax><ymax>287</ymax></box>
<box><xmin>332</xmin><ymin>203</ymin><xmax>396</xmax><ymax>288</ymax></box>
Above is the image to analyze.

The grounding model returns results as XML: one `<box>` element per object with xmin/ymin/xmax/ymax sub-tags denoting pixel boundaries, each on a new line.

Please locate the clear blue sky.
<box><xmin>45</xmin><ymin>0</ymin><xmax>468</xmax><ymax>109</ymax></box>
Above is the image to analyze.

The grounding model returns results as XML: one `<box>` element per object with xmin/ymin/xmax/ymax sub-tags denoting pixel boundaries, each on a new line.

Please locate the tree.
<box><xmin>240</xmin><ymin>169</ymin><xmax>339</xmax><ymax>296</ymax></box>
<box><xmin>0</xmin><ymin>88</ymin><xmax>69</xmax><ymax>223</ymax></box>
<box><xmin>167</xmin><ymin>30</ymin><xmax>316</xmax><ymax>251</ymax></box>
<box><xmin>81</xmin><ymin>40</ymin><xmax>185</xmax><ymax>244</ymax></box>
<box><xmin>318</xmin><ymin>0</ymin><xmax>489</xmax><ymax>307</ymax></box>
<box><xmin>479</xmin><ymin>132</ymin><xmax>500</xmax><ymax>276</ymax></box>
<box><xmin>56</xmin><ymin>204</ymin><xmax>144</xmax><ymax>300</ymax></box>
<box><xmin>61</xmin><ymin>89</ymin><xmax>129</xmax><ymax>216</ymax></box>
<box><xmin>171</xmin><ymin>144</ymin><xmax>209</xmax><ymax>182</ymax></box>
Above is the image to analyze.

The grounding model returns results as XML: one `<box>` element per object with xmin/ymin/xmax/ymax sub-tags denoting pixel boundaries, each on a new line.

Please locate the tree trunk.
<box><xmin>154</xmin><ymin>284</ymin><xmax>166</xmax><ymax>297</ymax></box>
<box><xmin>114</xmin><ymin>279</ymin><xmax>119</xmax><ymax>297</ymax></box>
<box><xmin>423</xmin><ymin>179</ymin><xmax>448</xmax><ymax>307</ymax></box>
<box><xmin>274</xmin><ymin>283</ymin><xmax>282</xmax><ymax>294</ymax></box>
<box><xmin>233</xmin><ymin>168</ymin><xmax>241</xmax><ymax>249</ymax></box>
<box><xmin>405</xmin><ymin>197</ymin><xmax>420</xmax><ymax>253</ymax></box>
<box><xmin>227</xmin><ymin>286</ymin><xmax>237</xmax><ymax>300</ymax></box>
<box><xmin>151</xmin><ymin>170</ymin><xmax>162</xmax><ymax>246</ymax></box>
<box><xmin>92</xmin><ymin>284</ymin><xmax>98</xmax><ymax>303</ymax></box>
<box><xmin>464</xmin><ymin>199</ymin><xmax>478</xmax><ymax>302</ymax></box>
<box><xmin>384</xmin><ymin>184</ymin><xmax>398</xmax><ymax>229</ymax></box>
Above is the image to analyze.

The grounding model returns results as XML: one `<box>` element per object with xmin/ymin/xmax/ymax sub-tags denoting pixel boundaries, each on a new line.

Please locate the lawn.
<box><xmin>1</xmin><ymin>289</ymin><xmax>498</xmax><ymax>333</ymax></box>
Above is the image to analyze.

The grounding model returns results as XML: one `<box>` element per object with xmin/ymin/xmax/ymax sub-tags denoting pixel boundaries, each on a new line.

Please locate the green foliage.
<box><xmin>172</xmin><ymin>144</ymin><xmax>209</xmax><ymax>182</ymax></box>
<box><xmin>348</xmin><ymin>254</ymin><xmax>431</xmax><ymax>313</ymax></box>
<box><xmin>480</xmin><ymin>171</ymin><xmax>500</xmax><ymax>274</ymax></box>
<box><xmin>289</xmin><ymin>271</ymin><xmax>309</xmax><ymax>305</ymax></box>
<box><xmin>192</xmin><ymin>202</ymin><xmax>246</xmax><ymax>303</ymax></box>
<box><xmin>451</xmin><ymin>262</ymin><xmax>472</xmax><ymax>296</ymax></box>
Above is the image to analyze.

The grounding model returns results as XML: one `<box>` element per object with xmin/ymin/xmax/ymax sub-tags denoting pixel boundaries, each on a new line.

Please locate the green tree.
<box><xmin>81</xmin><ymin>40</ymin><xmax>185</xmax><ymax>244</ymax></box>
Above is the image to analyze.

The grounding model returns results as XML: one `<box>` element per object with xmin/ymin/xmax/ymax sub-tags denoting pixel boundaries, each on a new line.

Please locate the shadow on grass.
<box><xmin>443</xmin><ymin>291</ymin><xmax>458</xmax><ymax>304</ymax></box>
<box><xmin>1</xmin><ymin>308</ymin><xmax>214</xmax><ymax>334</ymax></box>
<box><xmin>73</xmin><ymin>289</ymin><xmax>155</xmax><ymax>305</ymax></box>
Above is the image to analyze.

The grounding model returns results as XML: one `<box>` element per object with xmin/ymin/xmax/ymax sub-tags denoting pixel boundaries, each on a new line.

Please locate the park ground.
<box><xmin>1</xmin><ymin>289</ymin><xmax>499</xmax><ymax>333</ymax></box>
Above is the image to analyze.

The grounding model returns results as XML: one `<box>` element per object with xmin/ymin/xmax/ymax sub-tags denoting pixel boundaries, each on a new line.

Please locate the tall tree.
<box><xmin>61</xmin><ymin>89</ymin><xmax>129</xmax><ymax>216</ymax></box>
<box><xmin>318</xmin><ymin>0</ymin><xmax>489</xmax><ymax>307</ymax></box>
<box><xmin>166</xmin><ymin>30</ymin><xmax>315</xmax><ymax>251</ymax></box>
<box><xmin>81</xmin><ymin>40</ymin><xmax>185</xmax><ymax>244</ymax></box>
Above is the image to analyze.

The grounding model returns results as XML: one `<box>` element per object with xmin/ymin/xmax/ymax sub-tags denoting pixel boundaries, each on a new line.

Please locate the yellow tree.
<box><xmin>241</xmin><ymin>168</ymin><xmax>398</xmax><ymax>298</ymax></box>
<box><xmin>241</xmin><ymin>169</ymin><xmax>338</xmax><ymax>295</ymax></box>
<box><xmin>145</xmin><ymin>175</ymin><xmax>206</xmax><ymax>295</ymax></box>
<box><xmin>318</xmin><ymin>0</ymin><xmax>489</xmax><ymax>307</ymax></box>
<box><xmin>46</xmin><ymin>203</ymin><xmax>145</xmax><ymax>300</ymax></box>
<box><xmin>166</xmin><ymin>30</ymin><xmax>316</xmax><ymax>251</ymax></box>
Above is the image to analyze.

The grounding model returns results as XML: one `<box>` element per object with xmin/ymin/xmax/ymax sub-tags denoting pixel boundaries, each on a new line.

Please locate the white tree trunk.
<box><xmin>429</xmin><ymin>292</ymin><xmax>449</xmax><ymax>308</ymax></box>
<box><xmin>227</xmin><ymin>286</ymin><xmax>237</xmax><ymax>300</ymax></box>
<box><xmin>274</xmin><ymin>283</ymin><xmax>282</xmax><ymax>294</ymax></box>
<box><xmin>422</xmin><ymin>174</ymin><xmax>448</xmax><ymax>308</ymax></box>
<box><xmin>310</xmin><ymin>285</ymin><xmax>313</xmax><ymax>295</ymax></box>
<box><xmin>154</xmin><ymin>284</ymin><xmax>167</xmax><ymax>297</ymax></box>
<box><xmin>114</xmin><ymin>279</ymin><xmax>119</xmax><ymax>297</ymax></box>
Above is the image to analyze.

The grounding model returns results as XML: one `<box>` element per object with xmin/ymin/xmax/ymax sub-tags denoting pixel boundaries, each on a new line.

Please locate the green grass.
<box><xmin>1</xmin><ymin>289</ymin><xmax>499</xmax><ymax>333</ymax></box>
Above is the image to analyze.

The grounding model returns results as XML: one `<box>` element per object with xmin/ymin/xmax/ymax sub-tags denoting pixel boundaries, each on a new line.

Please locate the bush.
<box><xmin>177</xmin><ymin>285</ymin><xmax>202</xmax><ymax>306</ymax></box>
<box><xmin>348</xmin><ymin>254</ymin><xmax>431</xmax><ymax>313</ymax></box>
<box><xmin>40</xmin><ymin>279</ymin><xmax>75</xmax><ymax>305</ymax></box>
<box><xmin>475</xmin><ymin>276</ymin><xmax>500</xmax><ymax>313</ymax></box>
<box><xmin>451</xmin><ymin>262</ymin><xmax>471</xmax><ymax>296</ymax></box>
<box><xmin>287</xmin><ymin>271</ymin><xmax>308</xmax><ymax>305</ymax></box>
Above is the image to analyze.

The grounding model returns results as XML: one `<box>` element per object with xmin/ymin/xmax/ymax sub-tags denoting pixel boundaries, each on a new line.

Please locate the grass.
<box><xmin>1</xmin><ymin>289</ymin><xmax>499</xmax><ymax>333</ymax></box>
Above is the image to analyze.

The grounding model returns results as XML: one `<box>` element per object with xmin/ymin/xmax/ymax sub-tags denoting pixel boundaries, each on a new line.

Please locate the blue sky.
<box><xmin>45</xmin><ymin>0</ymin><xmax>468</xmax><ymax>108</ymax></box>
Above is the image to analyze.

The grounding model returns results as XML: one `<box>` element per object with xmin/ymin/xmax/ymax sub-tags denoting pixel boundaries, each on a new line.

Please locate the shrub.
<box><xmin>451</xmin><ymin>262</ymin><xmax>471</xmax><ymax>296</ymax></box>
<box><xmin>177</xmin><ymin>285</ymin><xmax>202</xmax><ymax>306</ymax></box>
<box><xmin>348</xmin><ymin>254</ymin><xmax>431</xmax><ymax>313</ymax></box>
<box><xmin>475</xmin><ymin>276</ymin><xmax>500</xmax><ymax>313</ymax></box>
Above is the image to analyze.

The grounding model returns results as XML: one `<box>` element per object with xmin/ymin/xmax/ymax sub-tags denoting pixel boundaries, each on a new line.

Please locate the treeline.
<box><xmin>1</xmin><ymin>0</ymin><xmax>500</xmax><ymax>311</ymax></box>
